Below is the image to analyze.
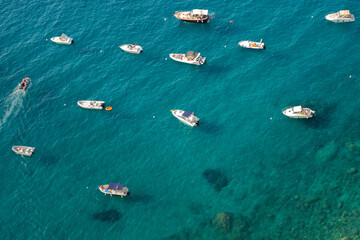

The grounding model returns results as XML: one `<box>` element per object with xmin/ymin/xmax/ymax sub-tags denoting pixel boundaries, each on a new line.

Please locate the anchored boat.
<box><xmin>325</xmin><ymin>10</ymin><xmax>355</xmax><ymax>23</ymax></box>
<box><xmin>174</xmin><ymin>9</ymin><xmax>211</xmax><ymax>23</ymax></box>
<box><xmin>12</xmin><ymin>146</ymin><xmax>35</xmax><ymax>156</ymax></box>
<box><xmin>50</xmin><ymin>33</ymin><xmax>74</xmax><ymax>45</ymax></box>
<box><xmin>169</xmin><ymin>51</ymin><xmax>206</xmax><ymax>65</ymax></box>
<box><xmin>171</xmin><ymin>109</ymin><xmax>199</xmax><ymax>127</ymax></box>
<box><xmin>18</xmin><ymin>77</ymin><xmax>31</xmax><ymax>91</ymax></box>
<box><xmin>282</xmin><ymin>106</ymin><xmax>315</xmax><ymax>119</ymax></box>
<box><xmin>239</xmin><ymin>39</ymin><xmax>265</xmax><ymax>49</ymax></box>
<box><xmin>119</xmin><ymin>42</ymin><xmax>143</xmax><ymax>54</ymax></box>
<box><xmin>77</xmin><ymin>101</ymin><xmax>105</xmax><ymax>110</ymax></box>
<box><xmin>99</xmin><ymin>183</ymin><xmax>130</xmax><ymax>197</ymax></box>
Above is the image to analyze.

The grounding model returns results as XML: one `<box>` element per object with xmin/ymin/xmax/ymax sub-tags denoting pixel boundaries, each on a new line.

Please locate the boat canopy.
<box><xmin>186</xmin><ymin>51</ymin><xmax>200</xmax><ymax>58</ymax></box>
<box><xmin>182</xmin><ymin>111</ymin><xmax>193</xmax><ymax>118</ymax></box>
<box><xmin>109</xmin><ymin>183</ymin><xmax>124</xmax><ymax>190</ymax></box>
<box><xmin>191</xmin><ymin>9</ymin><xmax>208</xmax><ymax>16</ymax></box>
<box><xmin>293</xmin><ymin>106</ymin><xmax>302</xmax><ymax>112</ymax></box>
<box><xmin>61</xmin><ymin>33</ymin><xmax>71</xmax><ymax>41</ymax></box>
<box><xmin>339</xmin><ymin>10</ymin><xmax>350</xmax><ymax>16</ymax></box>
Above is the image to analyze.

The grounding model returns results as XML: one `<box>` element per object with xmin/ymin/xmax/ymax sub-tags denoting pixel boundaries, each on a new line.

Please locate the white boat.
<box><xmin>77</xmin><ymin>100</ymin><xmax>105</xmax><ymax>110</ymax></box>
<box><xmin>169</xmin><ymin>51</ymin><xmax>206</xmax><ymax>65</ymax></box>
<box><xmin>174</xmin><ymin>9</ymin><xmax>211</xmax><ymax>23</ymax></box>
<box><xmin>239</xmin><ymin>39</ymin><xmax>265</xmax><ymax>49</ymax></box>
<box><xmin>50</xmin><ymin>34</ymin><xmax>74</xmax><ymax>45</ymax></box>
<box><xmin>325</xmin><ymin>10</ymin><xmax>355</xmax><ymax>23</ymax></box>
<box><xmin>18</xmin><ymin>77</ymin><xmax>31</xmax><ymax>91</ymax></box>
<box><xmin>282</xmin><ymin>106</ymin><xmax>315</xmax><ymax>119</ymax></box>
<box><xmin>171</xmin><ymin>109</ymin><xmax>199</xmax><ymax>127</ymax></box>
<box><xmin>12</xmin><ymin>146</ymin><xmax>35</xmax><ymax>156</ymax></box>
<box><xmin>119</xmin><ymin>43</ymin><xmax>143</xmax><ymax>54</ymax></box>
<box><xmin>99</xmin><ymin>183</ymin><xmax>130</xmax><ymax>197</ymax></box>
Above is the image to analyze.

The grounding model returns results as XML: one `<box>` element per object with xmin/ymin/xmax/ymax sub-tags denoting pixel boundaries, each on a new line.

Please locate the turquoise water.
<box><xmin>1</xmin><ymin>0</ymin><xmax>360</xmax><ymax>239</ymax></box>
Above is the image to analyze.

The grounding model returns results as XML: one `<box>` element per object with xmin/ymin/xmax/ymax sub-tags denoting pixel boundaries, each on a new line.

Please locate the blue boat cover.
<box><xmin>109</xmin><ymin>183</ymin><xmax>124</xmax><ymax>190</ymax></box>
<box><xmin>182</xmin><ymin>111</ymin><xmax>193</xmax><ymax>118</ymax></box>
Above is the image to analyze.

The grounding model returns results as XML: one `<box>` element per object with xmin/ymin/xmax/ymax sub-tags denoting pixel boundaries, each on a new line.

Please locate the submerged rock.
<box><xmin>203</xmin><ymin>169</ymin><xmax>229</xmax><ymax>192</ymax></box>
<box><xmin>213</xmin><ymin>212</ymin><xmax>233</xmax><ymax>232</ymax></box>
<box><xmin>92</xmin><ymin>209</ymin><xmax>121</xmax><ymax>222</ymax></box>
<box><xmin>315</xmin><ymin>141</ymin><xmax>338</xmax><ymax>162</ymax></box>
<box><xmin>347</xmin><ymin>168</ymin><xmax>358</xmax><ymax>175</ymax></box>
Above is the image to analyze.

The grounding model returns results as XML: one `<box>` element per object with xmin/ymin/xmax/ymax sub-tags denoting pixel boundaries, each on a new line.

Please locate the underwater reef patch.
<box><xmin>203</xmin><ymin>168</ymin><xmax>229</xmax><ymax>192</ymax></box>
<box><xmin>92</xmin><ymin>209</ymin><xmax>121</xmax><ymax>222</ymax></box>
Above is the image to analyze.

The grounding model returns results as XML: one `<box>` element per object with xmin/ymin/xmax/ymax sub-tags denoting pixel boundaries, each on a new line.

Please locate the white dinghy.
<box><xmin>325</xmin><ymin>10</ymin><xmax>355</xmax><ymax>23</ymax></box>
<box><xmin>99</xmin><ymin>183</ymin><xmax>130</xmax><ymax>197</ymax></box>
<box><xmin>282</xmin><ymin>106</ymin><xmax>315</xmax><ymax>119</ymax></box>
<box><xmin>169</xmin><ymin>51</ymin><xmax>206</xmax><ymax>65</ymax></box>
<box><xmin>239</xmin><ymin>39</ymin><xmax>265</xmax><ymax>49</ymax></box>
<box><xmin>119</xmin><ymin>42</ymin><xmax>143</xmax><ymax>54</ymax></box>
<box><xmin>12</xmin><ymin>146</ymin><xmax>35</xmax><ymax>157</ymax></box>
<box><xmin>77</xmin><ymin>100</ymin><xmax>105</xmax><ymax>110</ymax></box>
<box><xmin>50</xmin><ymin>33</ymin><xmax>74</xmax><ymax>45</ymax></box>
<box><xmin>171</xmin><ymin>109</ymin><xmax>199</xmax><ymax>127</ymax></box>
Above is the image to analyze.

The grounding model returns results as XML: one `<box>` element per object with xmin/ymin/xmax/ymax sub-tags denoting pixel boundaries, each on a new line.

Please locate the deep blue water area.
<box><xmin>1</xmin><ymin>0</ymin><xmax>360</xmax><ymax>239</ymax></box>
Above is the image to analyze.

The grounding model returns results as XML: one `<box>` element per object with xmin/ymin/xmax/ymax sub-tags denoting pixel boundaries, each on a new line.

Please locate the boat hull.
<box><xmin>119</xmin><ymin>44</ymin><xmax>143</xmax><ymax>54</ymax></box>
<box><xmin>239</xmin><ymin>41</ymin><xmax>265</xmax><ymax>49</ymax></box>
<box><xmin>99</xmin><ymin>184</ymin><xmax>130</xmax><ymax>197</ymax></box>
<box><xmin>77</xmin><ymin>101</ymin><xmax>105</xmax><ymax>110</ymax></box>
<box><xmin>19</xmin><ymin>78</ymin><xmax>31</xmax><ymax>91</ymax></box>
<box><xmin>12</xmin><ymin>146</ymin><xmax>35</xmax><ymax>156</ymax></box>
<box><xmin>171</xmin><ymin>110</ymin><xmax>198</xmax><ymax>127</ymax></box>
<box><xmin>325</xmin><ymin>16</ymin><xmax>355</xmax><ymax>22</ymax></box>
<box><xmin>50</xmin><ymin>37</ymin><xmax>73</xmax><ymax>45</ymax></box>
<box><xmin>282</xmin><ymin>107</ymin><xmax>315</xmax><ymax>119</ymax></box>
<box><xmin>174</xmin><ymin>12</ymin><xmax>209</xmax><ymax>23</ymax></box>
<box><xmin>169</xmin><ymin>54</ymin><xmax>205</xmax><ymax>65</ymax></box>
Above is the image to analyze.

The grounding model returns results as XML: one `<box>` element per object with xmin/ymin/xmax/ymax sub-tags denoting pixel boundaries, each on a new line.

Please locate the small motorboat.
<box><xmin>18</xmin><ymin>77</ymin><xmax>31</xmax><ymax>91</ymax></box>
<box><xmin>169</xmin><ymin>51</ymin><xmax>206</xmax><ymax>65</ymax></box>
<box><xmin>50</xmin><ymin>33</ymin><xmax>74</xmax><ymax>45</ymax></box>
<box><xmin>239</xmin><ymin>39</ymin><xmax>265</xmax><ymax>49</ymax></box>
<box><xmin>325</xmin><ymin>10</ymin><xmax>355</xmax><ymax>23</ymax></box>
<box><xmin>77</xmin><ymin>100</ymin><xmax>105</xmax><ymax>110</ymax></box>
<box><xmin>119</xmin><ymin>42</ymin><xmax>143</xmax><ymax>54</ymax></box>
<box><xmin>99</xmin><ymin>183</ymin><xmax>130</xmax><ymax>197</ymax></box>
<box><xmin>171</xmin><ymin>109</ymin><xmax>199</xmax><ymax>127</ymax></box>
<box><xmin>282</xmin><ymin>106</ymin><xmax>315</xmax><ymax>119</ymax></box>
<box><xmin>174</xmin><ymin>9</ymin><xmax>212</xmax><ymax>23</ymax></box>
<box><xmin>12</xmin><ymin>146</ymin><xmax>35</xmax><ymax>157</ymax></box>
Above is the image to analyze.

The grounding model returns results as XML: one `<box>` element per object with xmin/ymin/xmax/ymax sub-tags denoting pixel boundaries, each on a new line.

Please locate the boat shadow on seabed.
<box><xmin>303</xmin><ymin>103</ymin><xmax>335</xmax><ymax>129</ymax></box>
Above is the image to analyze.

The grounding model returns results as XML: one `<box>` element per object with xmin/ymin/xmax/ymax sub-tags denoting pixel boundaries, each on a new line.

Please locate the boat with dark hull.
<box><xmin>174</xmin><ymin>9</ymin><xmax>211</xmax><ymax>23</ymax></box>
<box><xmin>18</xmin><ymin>77</ymin><xmax>31</xmax><ymax>91</ymax></box>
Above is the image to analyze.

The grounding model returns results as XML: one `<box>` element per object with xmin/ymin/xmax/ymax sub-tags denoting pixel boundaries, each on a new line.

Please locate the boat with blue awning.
<box><xmin>99</xmin><ymin>183</ymin><xmax>130</xmax><ymax>197</ymax></box>
<box><xmin>171</xmin><ymin>109</ymin><xmax>199</xmax><ymax>127</ymax></box>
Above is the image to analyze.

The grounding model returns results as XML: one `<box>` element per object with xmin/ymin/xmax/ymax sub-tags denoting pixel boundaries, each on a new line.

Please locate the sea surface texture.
<box><xmin>1</xmin><ymin>0</ymin><xmax>360</xmax><ymax>239</ymax></box>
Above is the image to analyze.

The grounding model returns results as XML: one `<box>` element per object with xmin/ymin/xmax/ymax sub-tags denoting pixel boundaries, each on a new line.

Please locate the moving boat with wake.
<box><xmin>77</xmin><ymin>101</ymin><xmax>105</xmax><ymax>110</ymax></box>
<box><xmin>169</xmin><ymin>51</ymin><xmax>206</xmax><ymax>65</ymax></box>
<box><xmin>99</xmin><ymin>183</ymin><xmax>130</xmax><ymax>197</ymax></box>
<box><xmin>12</xmin><ymin>146</ymin><xmax>35</xmax><ymax>156</ymax></box>
<box><xmin>171</xmin><ymin>109</ymin><xmax>199</xmax><ymax>127</ymax></box>
<box><xmin>18</xmin><ymin>77</ymin><xmax>31</xmax><ymax>91</ymax></box>
<box><xmin>119</xmin><ymin>42</ymin><xmax>143</xmax><ymax>54</ymax></box>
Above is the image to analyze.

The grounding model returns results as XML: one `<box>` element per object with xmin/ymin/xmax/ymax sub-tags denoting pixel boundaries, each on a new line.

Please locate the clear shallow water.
<box><xmin>1</xmin><ymin>0</ymin><xmax>360</xmax><ymax>239</ymax></box>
